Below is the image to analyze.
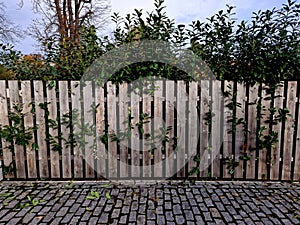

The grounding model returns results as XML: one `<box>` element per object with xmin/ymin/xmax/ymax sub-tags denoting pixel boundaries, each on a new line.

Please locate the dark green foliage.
<box><xmin>0</xmin><ymin>0</ymin><xmax>298</xmax><ymax>83</ymax></box>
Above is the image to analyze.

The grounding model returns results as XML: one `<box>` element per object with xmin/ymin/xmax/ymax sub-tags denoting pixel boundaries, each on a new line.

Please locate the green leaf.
<box><xmin>105</xmin><ymin>193</ymin><xmax>111</xmax><ymax>199</ymax></box>
<box><xmin>86</xmin><ymin>196</ymin><xmax>95</xmax><ymax>200</ymax></box>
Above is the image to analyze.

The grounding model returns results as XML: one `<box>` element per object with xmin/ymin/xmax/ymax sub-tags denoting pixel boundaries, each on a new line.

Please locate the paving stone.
<box><xmin>175</xmin><ymin>215</ymin><xmax>186</xmax><ymax>224</ymax></box>
<box><xmin>0</xmin><ymin>181</ymin><xmax>299</xmax><ymax>225</ymax></box>
<box><xmin>137</xmin><ymin>215</ymin><xmax>146</xmax><ymax>224</ymax></box>
<box><xmin>147</xmin><ymin>210</ymin><xmax>156</xmax><ymax>220</ymax></box>
<box><xmin>165</xmin><ymin>211</ymin><xmax>174</xmax><ymax>221</ymax></box>
<box><xmin>173</xmin><ymin>204</ymin><xmax>182</xmax><ymax>214</ymax></box>
<box><xmin>50</xmin><ymin>217</ymin><xmax>62</xmax><ymax>225</ymax></box>
<box><xmin>61</xmin><ymin>212</ymin><xmax>74</xmax><ymax>223</ymax></box>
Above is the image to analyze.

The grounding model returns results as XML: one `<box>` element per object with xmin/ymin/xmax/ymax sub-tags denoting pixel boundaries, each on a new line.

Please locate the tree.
<box><xmin>19</xmin><ymin>0</ymin><xmax>110</xmax><ymax>45</ymax></box>
<box><xmin>0</xmin><ymin>2</ymin><xmax>23</xmax><ymax>43</ymax></box>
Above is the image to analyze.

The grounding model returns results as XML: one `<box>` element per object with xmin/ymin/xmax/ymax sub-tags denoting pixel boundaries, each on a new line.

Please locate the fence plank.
<box><xmin>71</xmin><ymin>81</ymin><xmax>83</xmax><ymax>179</ymax></box>
<box><xmin>142</xmin><ymin>85</ymin><xmax>152</xmax><ymax>178</ymax></box>
<box><xmin>153</xmin><ymin>80</ymin><xmax>163</xmax><ymax>178</ymax></box>
<box><xmin>235</xmin><ymin>82</ymin><xmax>246</xmax><ymax>178</ymax></box>
<box><xmin>223</xmin><ymin>81</ymin><xmax>234</xmax><ymax>178</ymax></box>
<box><xmin>21</xmin><ymin>81</ymin><xmax>37</xmax><ymax>179</ymax></box>
<box><xmin>130</xmin><ymin>83</ymin><xmax>141</xmax><ymax>178</ymax></box>
<box><xmin>258</xmin><ymin>84</ymin><xmax>271</xmax><ymax>180</ymax></box>
<box><xmin>270</xmin><ymin>84</ymin><xmax>284</xmax><ymax>180</ymax></box>
<box><xmin>246</xmin><ymin>84</ymin><xmax>258</xmax><ymax>179</ymax></box>
<box><xmin>282</xmin><ymin>81</ymin><xmax>297</xmax><ymax>180</ymax></box>
<box><xmin>58</xmin><ymin>81</ymin><xmax>71</xmax><ymax>178</ymax></box>
<box><xmin>176</xmin><ymin>81</ymin><xmax>186</xmax><ymax>177</ymax></box>
<box><xmin>46</xmin><ymin>82</ymin><xmax>60</xmax><ymax>178</ymax></box>
<box><xmin>0</xmin><ymin>81</ymin><xmax>13</xmax><ymax>179</ymax></box>
<box><xmin>188</xmin><ymin>82</ymin><xmax>198</xmax><ymax>177</ymax></box>
<box><xmin>34</xmin><ymin>81</ymin><xmax>49</xmax><ymax>178</ymax></box>
<box><xmin>8</xmin><ymin>81</ymin><xmax>26</xmax><ymax>178</ymax></box>
<box><xmin>211</xmin><ymin>80</ymin><xmax>222</xmax><ymax>178</ymax></box>
<box><xmin>95</xmin><ymin>85</ymin><xmax>107</xmax><ymax>179</ymax></box>
<box><xmin>107</xmin><ymin>82</ymin><xmax>117</xmax><ymax>178</ymax></box>
<box><xmin>82</xmin><ymin>81</ymin><xmax>95</xmax><ymax>178</ymax></box>
<box><xmin>165</xmin><ymin>81</ymin><xmax>175</xmax><ymax>178</ymax></box>
<box><xmin>294</xmin><ymin>81</ymin><xmax>300</xmax><ymax>180</ymax></box>
<box><xmin>199</xmin><ymin>80</ymin><xmax>210</xmax><ymax>177</ymax></box>
<box><xmin>118</xmin><ymin>83</ymin><xmax>129</xmax><ymax>178</ymax></box>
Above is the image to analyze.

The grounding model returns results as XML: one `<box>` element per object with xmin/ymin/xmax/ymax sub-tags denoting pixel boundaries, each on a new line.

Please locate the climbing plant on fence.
<box><xmin>0</xmin><ymin>80</ymin><xmax>299</xmax><ymax>181</ymax></box>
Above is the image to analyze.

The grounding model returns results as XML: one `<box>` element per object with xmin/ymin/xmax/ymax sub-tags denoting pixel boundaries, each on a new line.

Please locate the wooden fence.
<box><xmin>0</xmin><ymin>80</ymin><xmax>299</xmax><ymax>181</ymax></box>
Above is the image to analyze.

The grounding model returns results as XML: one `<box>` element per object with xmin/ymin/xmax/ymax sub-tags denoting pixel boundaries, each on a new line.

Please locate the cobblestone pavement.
<box><xmin>0</xmin><ymin>181</ymin><xmax>299</xmax><ymax>224</ymax></box>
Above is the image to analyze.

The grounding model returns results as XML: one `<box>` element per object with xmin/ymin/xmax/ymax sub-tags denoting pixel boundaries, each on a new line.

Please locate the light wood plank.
<box><xmin>270</xmin><ymin>84</ymin><xmax>284</xmax><ymax>180</ymax></box>
<box><xmin>83</xmin><ymin>81</ymin><xmax>95</xmax><ymax>178</ymax></box>
<box><xmin>130</xmin><ymin>83</ymin><xmax>142</xmax><ymax>178</ymax></box>
<box><xmin>21</xmin><ymin>81</ymin><xmax>37</xmax><ymax>178</ymax></box>
<box><xmin>71</xmin><ymin>81</ymin><xmax>83</xmax><ymax>178</ymax></box>
<box><xmin>165</xmin><ymin>81</ymin><xmax>175</xmax><ymax>178</ymax></box>
<box><xmin>188</xmin><ymin>82</ymin><xmax>199</xmax><ymax>177</ymax></box>
<box><xmin>95</xmin><ymin>84</ymin><xmax>107</xmax><ymax>179</ymax></box>
<box><xmin>8</xmin><ymin>81</ymin><xmax>26</xmax><ymax>178</ymax></box>
<box><xmin>235</xmin><ymin>82</ymin><xmax>246</xmax><ymax>178</ymax></box>
<box><xmin>199</xmin><ymin>80</ymin><xmax>210</xmax><ymax>177</ymax></box>
<box><xmin>211</xmin><ymin>80</ymin><xmax>222</xmax><ymax>178</ymax></box>
<box><xmin>34</xmin><ymin>80</ymin><xmax>49</xmax><ymax>178</ymax></box>
<box><xmin>118</xmin><ymin>83</ymin><xmax>129</xmax><ymax>178</ymax></box>
<box><xmin>246</xmin><ymin>84</ymin><xmax>258</xmax><ymax>179</ymax></box>
<box><xmin>46</xmin><ymin>81</ymin><xmax>60</xmax><ymax>178</ymax></box>
<box><xmin>176</xmin><ymin>81</ymin><xmax>186</xmax><ymax>177</ymax></box>
<box><xmin>107</xmin><ymin>82</ymin><xmax>118</xmax><ymax>178</ymax></box>
<box><xmin>142</xmin><ymin>84</ymin><xmax>152</xmax><ymax>178</ymax></box>
<box><xmin>282</xmin><ymin>81</ymin><xmax>297</xmax><ymax>180</ymax></box>
<box><xmin>223</xmin><ymin>81</ymin><xmax>234</xmax><ymax>178</ymax></box>
<box><xmin>294</xmin><ymin>81</ymin><xmax>300</xmax><ymax>180</ymax></box>
<box><xmin>0</xmin><ymin>81</ymin><xmax>13</xmax><ymax>179</ymax></box>
<box><xmin>59</xmin><ymin>81</ymin><xmax>71</xmax><ymax>178</ymax></box>
<box><xmin>153</xmin><ymin>81</ymin><xmax>164</xmax><ymax>178</ymax></box>
<box><xmin>258</xmin><ymin>84</ymin><xmax>271</xmax><ymax>180</ymax></box>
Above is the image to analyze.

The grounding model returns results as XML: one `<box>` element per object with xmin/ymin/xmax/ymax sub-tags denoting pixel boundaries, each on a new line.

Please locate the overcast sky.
<box><xmin>4</xmin><ymin>0</ymin><xmax>288</xmax><ymax>54</ymax></box>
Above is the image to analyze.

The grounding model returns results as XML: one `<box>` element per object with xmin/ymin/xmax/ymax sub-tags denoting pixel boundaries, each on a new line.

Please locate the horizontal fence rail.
<box><xmin>0</xmin><ymin>80</ymin><xmax>299</xmax><ymax>181</ymax></box>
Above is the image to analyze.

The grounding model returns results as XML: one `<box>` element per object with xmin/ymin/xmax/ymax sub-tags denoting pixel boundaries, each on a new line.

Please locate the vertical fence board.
<box><xmin>199</xmin><ymin>80</ymin><xmax>210</xmax><ymax>177</ymax></box>
<box><xmin>211</xmin><ymin>80</ymin><xmax>222</xmax><ymax>178</ymax></box>
<box><xmin>165</xmin><ymin>81</ymin><xmax>175</xmax><ymax>178</ymax></box>
<box><xmin>282</xmin><ymin>81</ymin><xmax>297</xmax><ymax>180</ymax></box>
<box><xmin>34</xmin><ymin>81</ymin><xmax>48</xmax><ymax>178</ymax></box>
<box><xmin>235</xmin><ymin>82</ymin><xmax>246</xmax><ymax>178</ymax></box>
<box><xmin>294</xmin><ymin>82</ymin><xmax>300</xmax><ymax>180</ymax></box>
<box><xmin>107</xmin><ymin>82</ymin><xmax>117</xmax><ymax>178</ymax></box>
<box><xmin>176</xmin><ymin>81</ymin><xmax>186</xmax><ymax>177</ymax></box>
<box><xmin>258</xmin><ymin>84</ymin><xmax>270</xmax><ymax>180</ymax></box>
<box><xmin>270</xmin><ymin>84</ymin><xmax>284</xmax><ymax>180</ymax></box>
<box><xmin>82</xmin><ymin>82</ymin><xmax>95</xmax><ymax>178</ymax></box>
<box><xmin>95</xmin><ymin>85</ymin><xmax>107</xmax><ymax>179</ymax></box>
<box><xmin>246</xmin><ymin>84</ymin><xmax>258</xmax><ymax>179</ymax></box>
<box><xmin>21</xmin><ymin>81</ymin><xmax>37</xmax><ymax>178</ymax></box>
<box><xmin>118</xmin><ymin>84</ymin><xmax>129</xmax><ymax>178</ymax></box>
<box><xmin>0</xmin><ymin>81</ymin><xmax>13</xmax><ymax>179</ymax></box>
<box><xmin>8</xmin><ymin>81</ymin><xmax>26</xmax><ymax>178</ymax></box>
<box><xmin>223</xmin><ymin>81</ymin><xmax>233</xmax><ymax>178</ymax></box>
<box><xmin>71</xmin><ymin>81</ymin><xmax>83</xmax><ymax>179</ymax></box>
<box><xmin>130</xmin><ymin>83</ymin><xmax>141</xmax><ymax>178</ymax></box>
<box><xmin>142</xmin><ymin>85</ymin><xmax>152</xmax><ymax>178</ymax></box>
<box><xmin>59</xmin><ymin>81</ymin><xmax>71</xmax><ymax>178</ymax></box>
<box><xmin>153</xmin><ymin>81</ymin><xmax>163</xmax><ymax>178</ymax></box>
<box><xmin>187</xmin><ymin>82</ymin><xmax>198</xmax><ymax>177</ymax></box>
<box><xmin>46</xmin><ymin>82</ymin><xmax>60</xmax><ymax>178</ymax></box>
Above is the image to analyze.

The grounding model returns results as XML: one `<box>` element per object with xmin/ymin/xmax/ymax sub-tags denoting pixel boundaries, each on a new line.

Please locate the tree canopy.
<box><xmin>0</xmin><ymin>0</ymin><xmax>299</xmax><ymax>84</ymax></box>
